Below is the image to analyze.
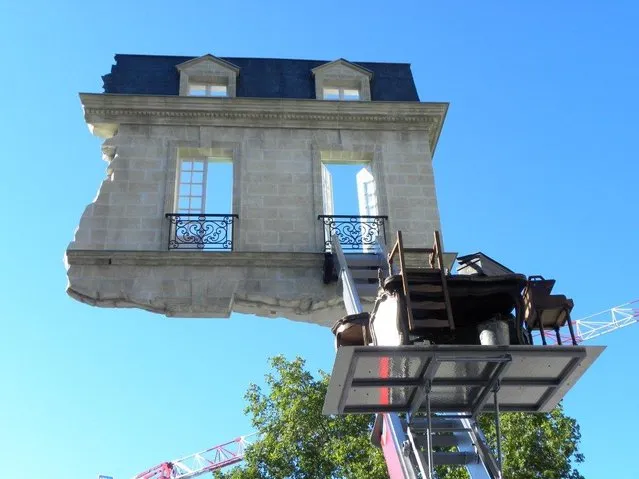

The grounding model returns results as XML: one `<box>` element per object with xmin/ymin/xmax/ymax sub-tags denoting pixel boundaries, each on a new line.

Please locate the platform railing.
<box><xmin>318</xmin><ymin>215</ymin><xmax>388</xmax><ymax>253</ymax></box>
<box><xmin>166</xmin><ymin>213</ymin><xmax>238</xmax><ymax>251</ymax></box>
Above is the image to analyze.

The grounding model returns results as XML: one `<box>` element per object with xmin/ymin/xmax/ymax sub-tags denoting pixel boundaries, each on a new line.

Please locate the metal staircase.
<box><xmin>339</xmin><ymin>253</ymin><xmax>383</xmax><ymax>298</ymax></box>
<box><xmin>379</xmin><ymin>413</ymin><xmax>502</xmax><ymax>479</ymax></box>
<box><xmin>330</xmin><ymin>233</ymin><xmax>502</xmax><ymax>479</ymax></box>
<box><xmin>330</xmin><ymin>234</ymin><xmax>388</xmax><ymax>305</ymax></box>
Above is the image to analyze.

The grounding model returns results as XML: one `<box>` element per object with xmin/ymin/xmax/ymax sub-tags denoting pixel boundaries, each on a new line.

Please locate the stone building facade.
<box><xmin>66</xmin><ymin>54</ymin><xmax>448</xmax><ymax>326</ymax></box>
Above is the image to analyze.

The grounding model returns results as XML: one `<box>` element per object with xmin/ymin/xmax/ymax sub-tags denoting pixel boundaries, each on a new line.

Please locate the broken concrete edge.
<box><xmin>67</xmin><ymin>286</ymin><xmax>169</xmax><ymax>315</ymax></box>
<box><xmin>65</xmin><ymin>285</ymin><xmax>375</xmax><ymax>326</ymax></box>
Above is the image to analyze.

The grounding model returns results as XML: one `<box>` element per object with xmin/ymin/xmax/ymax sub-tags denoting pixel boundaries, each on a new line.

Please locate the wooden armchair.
<box><xmin>523</xmin><ymin>276</ymin><xmax>577</xmax><ymax>345</ymax></box>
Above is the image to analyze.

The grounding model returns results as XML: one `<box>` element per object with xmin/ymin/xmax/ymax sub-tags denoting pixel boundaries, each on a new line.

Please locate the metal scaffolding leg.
<box><xmin>407</xmin><ymin>387</ymin><xmax>433</xmax><ymax>478</ymax></box>
<box><xmin>494</xmin><ymin>383</ymin><xmax>503</xmax><ymax>475</ymax></box>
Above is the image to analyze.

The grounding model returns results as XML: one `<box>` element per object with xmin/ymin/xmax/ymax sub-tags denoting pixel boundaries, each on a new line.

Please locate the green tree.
<box><xmin>215</xmin><ymin>355</ymin><xmax>387</xmax><ymax>479</ymax></box>
<box><xmin>216</xmin><ymin>356</ymin><xmax>584</xmax><ymax>479</ymax></box>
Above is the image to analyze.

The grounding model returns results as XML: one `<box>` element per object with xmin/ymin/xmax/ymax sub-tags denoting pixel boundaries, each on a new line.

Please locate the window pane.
<box><xmin>205</xmin><ymin>161</ymin><xmax>233</xmax><ymax>214</ymax></box>
<box><xmin>179</xmin><ymin>184</ymin><xmax>190</xmax><ymax>195</ymax></box>
<box><xmin>182</xmin><ymin>161</ymin><xmax>193</xmax><ymax>171</ymax></box>
<box><xmin>190</xmin><ymin>198</ymin><xmax>202</xmax><ymax>210</ymax></box>
<box><xmin>188</xmin><ymin>83</ymin><xmax>207</xmax><ymax>96</ymax></box>
<box><xmin>192</xmin><ymin>161</ymin><xmax>204</xmax><ymax>171</ymax></box>
<box><xmin>209</xmin><ymin>85</ymin><xmax>228</xmax><ymax>97</ymax></box>
<box><xmin>180</xmin><ymin>172</ymin><xmax>192</xmax><ymax>183</ymax></box>
<box><xmin>323</xmin><ymin>87</ymin><xmax>340</xmax><ymax>100</ymax></box>
<box><xmin>192</xmin><ymin>172</ymin><xmax>204</xmax><ymax>183</ymax></box>
<box><xmin>191</xmin><ymin>184</ymin><xmax>203</xmax><ymax>196</ymax></box>
<box><xmin>343</xmin><ymin>89</ymin><xmax>360</xmax><ymax>101</ymax></box>
<box><xmin>178</xmin><ymin>197</ymin><xmax>189</xmax><ymax>209</ymax></box>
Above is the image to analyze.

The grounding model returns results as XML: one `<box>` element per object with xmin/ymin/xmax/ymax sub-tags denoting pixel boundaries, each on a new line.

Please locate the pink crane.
<box><xmin>132</xmin><ymin>435</ymin><xmax>255</xmax><ymax>479</ymax></box>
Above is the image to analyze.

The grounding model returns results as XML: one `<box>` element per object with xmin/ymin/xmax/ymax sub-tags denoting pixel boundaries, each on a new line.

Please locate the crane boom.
<box><xmin>133</xmin><ymin>434</ymin><xmax>255</xmax><ymax>479</ymax></box>
<box><xmin>532</xmin><ymin>299</ymin><xmax>639</xmax><ymax>344</ymax></box>
<box><xmin>573</xmin><ymin>299</ymin><xmax>639</xmax><ymax>343</ymax></box>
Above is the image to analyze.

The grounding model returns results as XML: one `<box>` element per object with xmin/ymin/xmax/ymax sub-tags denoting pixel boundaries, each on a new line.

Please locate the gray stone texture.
<box><xmin>67</xmin><ymin>96</ymin><xmax>445</xmax><ymax>324</ymax></box>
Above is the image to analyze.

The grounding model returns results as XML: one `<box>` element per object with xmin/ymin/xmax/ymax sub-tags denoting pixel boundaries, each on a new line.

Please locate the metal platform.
<box><xmin>323</xmin><ymin>345</ymin><xmax>604</xmax><ymax>415</ymax></box>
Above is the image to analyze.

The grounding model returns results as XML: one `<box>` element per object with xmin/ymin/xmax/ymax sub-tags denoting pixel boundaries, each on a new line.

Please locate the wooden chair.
<box><xmin>523</xmin><ymin>276</ymin><xmax>577</xmax><ymax>345</ymax></box>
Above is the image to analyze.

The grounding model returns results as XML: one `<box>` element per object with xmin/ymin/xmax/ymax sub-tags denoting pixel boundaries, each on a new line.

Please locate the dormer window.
<box><xmin>323</xmin><ymin>86</ymin><xmax>360</xmax><ymax>101</ymax></box>
<box><xmin>188</xmin><ymin>82</ymin><xmax>228</xmax><ymax>97</ymax></box>
<box><xmin>312</xmin><ymin>59</ymin><xmax>373</xmax><ymax>102</ymax></box>
<box><xmin>176</xmin><ymin>54</ymin><xmax>240</xmax><ymax>98</ymax></box>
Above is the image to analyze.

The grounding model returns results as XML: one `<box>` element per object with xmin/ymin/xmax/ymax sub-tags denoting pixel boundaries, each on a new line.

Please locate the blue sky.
<box><xmin>0</xmin><ymin>1</ymin><xmax>638</xmax><ymax>478</ymax></box>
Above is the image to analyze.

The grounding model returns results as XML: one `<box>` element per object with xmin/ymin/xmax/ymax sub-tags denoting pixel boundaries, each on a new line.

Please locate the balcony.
<box><xmin>318</xmin><ymin>215</ymin><xmax>388</xmax><ymax>253</ymax></box>
<box><xmin>166</xmin><ymin>213</ymin><xmax>238</xmax><ymax>251</ymax></box>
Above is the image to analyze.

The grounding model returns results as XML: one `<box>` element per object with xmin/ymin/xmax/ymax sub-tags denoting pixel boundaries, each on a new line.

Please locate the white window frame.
<box><xmin>176</xmin><ymin>159</ymin><xmax>208</xmax><ymax>214</ymax></box>
<box><xmin>356</xmin><ymin>166</ymin><xmax>379</xmax><ymax>253</ymax></box>
<box><xmin>175</xmin><ymin>156</ymin><xmax>234</xmax><ymax>214</ymax></box>
<box><xmin>322</xmin><ymin>86</ymin><xmax>361</xmax><ymax>101</ymax></box>
<box><xmin>188</xmin><ymin>82</ymin><xmax>229</xmax><ymax>97</ymax></box>
<box><xmin>356</xmin><ymin>166</ymin><xmax>378</xmax><ymax>217</ymax></box>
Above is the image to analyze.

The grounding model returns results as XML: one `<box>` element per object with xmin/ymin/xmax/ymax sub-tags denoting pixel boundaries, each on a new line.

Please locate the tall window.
<box><xmin>171</xmin><ymin>156</ymin><xmax>234</xmax><ymax>251</ymax></box>
<box><xmin>321</xmin><ymin>162</ymin><xmax>378</xmax><ymax>217</ymax></box>
<box><xmin>323</xmin><ymin>87</ymin><xmax>360</xmax><ymax>101</ymax></box>
<box><xmin>188</xmin><ymin>82</ymin><xmax>228</xmax><ymax>97</ymax></box>
<box><xmin>320</xmin><ymin>155</ymin><xmax>381</xmax><ymax>252</ymax></box>
<box><xmin>176</xmin><ymin>157</ymin><xmax>233</xmax><ymax>214</ymax></box>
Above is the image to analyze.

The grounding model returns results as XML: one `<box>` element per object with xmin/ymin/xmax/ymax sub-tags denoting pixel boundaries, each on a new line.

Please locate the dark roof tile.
<box><xmin>102</xmin><ymin>54</ymin><xmax>419</xmax><ymax>101</ymax></box>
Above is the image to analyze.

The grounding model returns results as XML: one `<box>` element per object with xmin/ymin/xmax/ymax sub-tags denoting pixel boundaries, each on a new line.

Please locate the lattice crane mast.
<box><xmin>132</xmin><ymin>435</ymin><xmax>255</xmax><ymax>479</ymax></box>
<box><xmin>572</xmin><ymin>299</ymin><xmax>639</xmax><ymax>343</ymax></box>
<box><xmin>540</xmin><ymin>299</ymin><xmax>639</xmax><ymax>344</ymax></box>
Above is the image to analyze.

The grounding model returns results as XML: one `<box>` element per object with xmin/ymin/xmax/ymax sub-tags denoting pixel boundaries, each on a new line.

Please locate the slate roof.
<box><xmin>101</xmin><ymin>54</ymin><xmax>420</xmax><ymax>101</ymax></box>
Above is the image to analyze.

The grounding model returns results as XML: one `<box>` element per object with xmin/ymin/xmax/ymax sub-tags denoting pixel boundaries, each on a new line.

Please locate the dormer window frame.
<box><xmin>187</xmin><ymin>80</ymin><xmax>229</xmax><ymax>97</ymax></box>
<box><xmin>176</xmin><ymin>54</ymin><xmax>240</xmax><ymax>98</ymax></box>
<box><xmin>322</xmin><ymin>85</ymin><xmax>361</xmax><ymax>101</ymax></box>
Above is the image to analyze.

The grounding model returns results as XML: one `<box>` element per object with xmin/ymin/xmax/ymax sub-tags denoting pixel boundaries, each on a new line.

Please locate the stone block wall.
<box><xmin>69</xmin><ymin>125</ymin><xmax>441</xmax><ymax>253</ymax></box>
<box><xmin>67</xmin><ymin>104</ymin><xmax>444</xmax><ymax>322</ymax></box>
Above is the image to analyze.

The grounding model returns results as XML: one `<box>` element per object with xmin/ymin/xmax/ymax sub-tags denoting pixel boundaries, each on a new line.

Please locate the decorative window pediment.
<box><xmin>311</xmin><ymin>59</ymin><xmax>373</xmax><ymax>101</ymax></box>
<box><xmin>177</xmin><ymin>54</ymin><xmax>240</xmax><ymax>97</ymax></box>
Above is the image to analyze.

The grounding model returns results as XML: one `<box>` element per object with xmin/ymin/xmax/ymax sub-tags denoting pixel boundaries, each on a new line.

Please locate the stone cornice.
<box><xmin>66</xmin><ymin>249</ymin><xmax>325</xmax><ymax>268</ymax></box>
<box><xmin>79</xmin><ymin>93</ymin><xmax>448</xmax><ymax>153</ymax></box>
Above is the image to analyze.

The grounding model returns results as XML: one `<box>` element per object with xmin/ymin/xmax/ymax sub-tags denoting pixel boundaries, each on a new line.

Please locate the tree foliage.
<box><xmin>437</xmin><ymin>405</ymin><xmax>584</xmax><ymax>479</ymax></box>
<box><xmin>216</xmin><ymin>356</ymin><xmax>584</xmax><ymax>479</ymax></box>
<box><xmin>215</xmin><ymin>356</ymin><xmax>387</xmax><ymax>479</ymax></box>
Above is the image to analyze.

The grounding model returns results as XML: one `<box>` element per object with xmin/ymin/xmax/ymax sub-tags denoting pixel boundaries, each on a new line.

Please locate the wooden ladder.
<box><xmin>388</xmin><ymin>230</ymin><xmax>455</xmax><ymax>332</ymax></box>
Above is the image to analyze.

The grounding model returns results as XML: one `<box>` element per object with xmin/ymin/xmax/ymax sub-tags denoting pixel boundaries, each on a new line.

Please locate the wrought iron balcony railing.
<box><xmin>166</xmin><ymin>213</ymin><xmax>238</xmax><ymax>251</ymax></box>
<box><xmin>318</xmin><ymin>215</ymin><xmax>388</xmax><ymax>253</ymax></box>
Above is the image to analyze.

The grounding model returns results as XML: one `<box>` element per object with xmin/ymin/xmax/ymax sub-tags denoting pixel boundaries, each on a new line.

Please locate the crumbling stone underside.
<box><xmin>65</xmin><ymin>252</ymin><xmax>366</xmax><ymax>326</ymax></box>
